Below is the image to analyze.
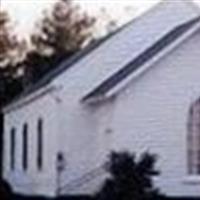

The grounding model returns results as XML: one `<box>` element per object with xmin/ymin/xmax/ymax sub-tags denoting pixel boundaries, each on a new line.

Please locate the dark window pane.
<box><xmin>188</xmin><ymin>99</ymin><xmax>200</xmax><ymax>175</ymax></box>
<box><xmin>37</xmin><ymin>119</ymin><xmax>43</xmax><ymax>170</ymax></box>
<box><xmin>22</xmin><ymin>123</ymin><xmax>28</xmax><ymax>171</ymax></box>
<box><xmin>10</xmin><ymin>128</ymin><xmax>16</xmax><ymax>170</ymax></box>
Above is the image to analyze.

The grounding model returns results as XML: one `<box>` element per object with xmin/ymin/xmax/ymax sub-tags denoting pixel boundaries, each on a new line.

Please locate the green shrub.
<box><xmin>95</xmin><ymin>151</ymin><xmax>162</xmax><ymax>200</ymax></box>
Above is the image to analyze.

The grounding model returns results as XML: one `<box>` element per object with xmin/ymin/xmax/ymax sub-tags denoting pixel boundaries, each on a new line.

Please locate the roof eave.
<box><xmin>3</xmin><ymin>83</ymin><xmax>57</xmax><ymax>114</ymax></box>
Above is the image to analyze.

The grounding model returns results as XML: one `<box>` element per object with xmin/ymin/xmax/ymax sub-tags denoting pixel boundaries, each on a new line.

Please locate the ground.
<box><xmin>11</xmin><ymin>194</ymin><xmax>200</xmax><ymax>200</ymax></box>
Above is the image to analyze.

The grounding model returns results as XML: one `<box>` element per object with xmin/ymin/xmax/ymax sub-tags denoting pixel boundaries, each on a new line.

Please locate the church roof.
<box><xmin>10</xmin><ymin>25</ymin><xmax>128</xmax><ymax>104</ymax></box>
<box><xmin>4</xmin><ymin>0</ymin><xmax>200</xmax><ymax>110</ymax></box>
<box><xmin>82</xmin><ymin>16</ymin><xmax>200</xmax><ymax>101</ymax></box>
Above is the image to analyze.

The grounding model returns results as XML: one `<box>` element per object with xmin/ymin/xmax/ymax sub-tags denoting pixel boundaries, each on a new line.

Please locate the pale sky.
<box><xmin>1</xmin><ymin>0</ymin><xmax>200</xmax><ymax>38</ymax></box>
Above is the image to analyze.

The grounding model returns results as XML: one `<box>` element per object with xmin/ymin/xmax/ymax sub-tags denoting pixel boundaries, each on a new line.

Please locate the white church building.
<box><xmin>2</xmin><ymin>0</ymin><xmax>200</xmax><ymax>198</ymax></box>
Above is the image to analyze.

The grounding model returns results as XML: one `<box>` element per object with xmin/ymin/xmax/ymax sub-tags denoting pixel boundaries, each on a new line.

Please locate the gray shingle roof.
<box><xmin>82</xmin><ymin>16</ymin><xmax>200</xmax><ymax>102</ymax></box>
<box><xmin>7</xmin><ymin>20</ymin><xmax>133</xmax><ymax>105</ymax></box>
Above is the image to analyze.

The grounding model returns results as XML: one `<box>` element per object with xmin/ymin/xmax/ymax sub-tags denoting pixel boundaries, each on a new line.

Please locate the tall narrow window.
<box><xmin>37</xmin><ymin>118</ymin><xmax>43</xmax><ymax>170</ymax></box>
<box><xmin>10</xmin><ymin>128</ymin><xmax>16</xmax><ymax>170</ymax></box>
<box><xmin>187</xmin><ymin>98</ymin><xmax>200</xmax><ymax>175</ymax></box>
<box><xmin>22</xmin><ymin>123</ymin><xmax>28</xmax><ymax>171</ymax></box>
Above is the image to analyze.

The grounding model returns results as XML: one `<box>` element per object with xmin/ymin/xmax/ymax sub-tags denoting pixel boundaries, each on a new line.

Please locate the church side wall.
<box><xmin>53</xmin><ymin>96</ymin><xmax>105</xmax><ymax>195</ymax></box>
<box><xmin>107</xmin><ymin>29</ymin><xmax>200</xmax><ymax>197</ymax></box>
<box><xmin>46</xmin><ymin>4</ymin><xmax>200</xmax><ymax>195</ymax></box>
<box><xmin>49</xmin><ymin>24</ymin><xmax>200</xmax><ymax>197</ymax></box>
<box><xmin>3</xmin><ymin>93</ymin><xmax>58</xmax><ymax>197</ymax></box>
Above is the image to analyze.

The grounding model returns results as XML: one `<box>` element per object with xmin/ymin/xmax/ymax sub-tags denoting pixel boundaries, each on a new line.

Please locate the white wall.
<box><xmin>3</xmin><ymin>1</ymin><xmax>200</xmax><ymax>197</ymax></box>
<box><xmin>46</xmin><ymin>2</ymin><xmax>199</xmax><ymax>194</ymax></box>
<box><xmin>47</xmin><ymin>8</ymin><xmax>200</xmax><ymax>196</ymax></box>
<box><xmin>3</xmin><ymin>93</ymin><xmax>58</xmax><ymax>196</ymax></box>
<box><xmin>54</xmin><ymin>95</ymin><xmax>104</xmax><ymax>194</ymax></box>
<box><xmin>105</xmin><ymin>28</ymin><xmax>200</xmax><ymax>197</ymax></box>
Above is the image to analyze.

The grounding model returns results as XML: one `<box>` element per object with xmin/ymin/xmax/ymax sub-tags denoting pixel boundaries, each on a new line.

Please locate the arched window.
<box><xmin>10</xmin><ymin>127</ymin><xmax>16</xmax><ymax>170</ymax></box>
<box><xmin>37</xmin><ymin>118</ymin><xmax>43</xmax><ymax>170</ymax></box>
<box><xmin>22</xmin><ymin>123</ymin><xmax>28</xmax><ymax>171</ymax></box>
<box><xmin>187</xmin><ymin>99</ymin><xmax>200</xmax><ymax>175</ymax></box>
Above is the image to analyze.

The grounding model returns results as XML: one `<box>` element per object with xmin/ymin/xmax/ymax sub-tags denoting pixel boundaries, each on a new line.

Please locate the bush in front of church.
<box><xmin>94</xmin><ymin>151</ymin><xmax>163</xmax><ymax>200</ymax></box>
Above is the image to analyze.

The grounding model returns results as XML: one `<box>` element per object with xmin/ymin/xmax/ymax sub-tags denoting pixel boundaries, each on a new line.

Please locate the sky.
<box><xmin>1</xmin><ymin>0</ymin><xmax>200</xmax><ymax>38</ymax></box>
<box><xmin>1</xmin><ymin>0</ymin><xmax>159</xmax><ymax>38</ymax></box>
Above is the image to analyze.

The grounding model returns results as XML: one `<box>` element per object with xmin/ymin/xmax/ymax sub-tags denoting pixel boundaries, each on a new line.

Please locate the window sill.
<box><xmin>183</xmin><ymin>176</ymin><xmax>200</xmax><ymax>185</ymax></box>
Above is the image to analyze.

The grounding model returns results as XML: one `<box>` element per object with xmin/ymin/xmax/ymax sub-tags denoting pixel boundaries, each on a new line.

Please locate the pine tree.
<box><xmin>24</xmin><ymin>0</ymin><xmax>96</xmax><ymax>85</ymax></box>
<box><xmin>0</xmin><ymin>10</ymin><xmax>24</xmax><ymax>106</ymax></box>
<box><xmin>0</xmin><ymin>11</ymin><xmax>25</xmax><ymax>68</ymax></box>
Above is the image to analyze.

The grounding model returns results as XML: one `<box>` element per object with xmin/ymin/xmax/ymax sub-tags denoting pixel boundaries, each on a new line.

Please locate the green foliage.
<box><xmin>0</xmin><ymin>10</ymin><xmax>24</xmax><ymax>107</ymax></box>
<box><xmin>95</xmin><ymin>151</ymin><xmax>162</xmax><ymax>200</ymax></box>
<box><xmin>0</xmin><ymin>11</ymin><xmax>15</xmax><ymax>66</ymax></box>
<box><xmin>0</xmin><ymin>0</ymin><xmax>97</xmax><ymax>103</ymax></box>
<box><xmin>32</xmin><ymin>0</ymin><xmax>95</xmax><ymax>54</ymax></box>
<box><xmin>23</xmin><ymin>0</ymin><xmax>96</xmax><ymax>85</ymax></box>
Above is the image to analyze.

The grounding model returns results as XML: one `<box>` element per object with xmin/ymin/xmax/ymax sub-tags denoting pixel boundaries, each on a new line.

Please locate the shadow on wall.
<box><xmin>0</xmin><ymin>179</ymin><xmax>12</xmax><ymax>200</ymax></box>
<box><xmin>0</xmin><ymin>113</ymin><xmax>3</xmax><ymax>177</ymax></box>
<box><xmin>0</xmin><ymin>179</ymin><xmax>200</xmax><ymax>200</ymax></box>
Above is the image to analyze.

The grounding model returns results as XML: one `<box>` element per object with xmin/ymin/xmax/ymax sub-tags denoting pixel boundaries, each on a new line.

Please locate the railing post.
<box><xmin>56</xmin><ymin>152</ymin><xmax>66</xmax><ymax>196</ymax></box>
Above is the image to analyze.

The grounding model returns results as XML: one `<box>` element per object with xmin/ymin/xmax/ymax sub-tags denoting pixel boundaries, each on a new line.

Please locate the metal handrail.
<box><xmin>59</xmin><ymin>164</ymin><xmax>107</xmax><ymax>193</ymax></box>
